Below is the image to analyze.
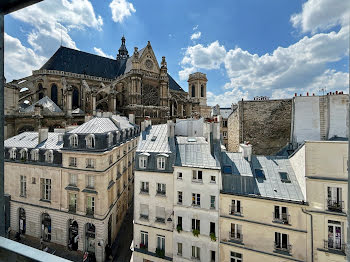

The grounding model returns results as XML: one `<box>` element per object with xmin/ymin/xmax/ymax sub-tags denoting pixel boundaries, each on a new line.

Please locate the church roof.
<box><xmin>23</xmin><ymin>96</ymin><xmax>62</xmax><ymax>113</ymax></box>
<box><xmin>41</xmin><ymin>46</ymin><xmax>126</xmax><ymax>79</ymax></box>
<box><xmin>40</xmin><ymin>46</ymin><xmax>185</xmax><ymax>92</ymax></box>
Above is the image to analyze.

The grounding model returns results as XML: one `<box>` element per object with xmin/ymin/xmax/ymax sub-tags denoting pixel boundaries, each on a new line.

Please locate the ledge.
<box><xmin>317</xmin><ymin>248</ymin><xmax>346</xmax><ymax>256</ymax></box>
<box><xmin>65</xmin><ymin>185</ymin><xmax>80</xmax><ymax>192</ymax></box>
<box><xmin>39</xmin><ymin>199</ymin><xmax>51</xmax><ymax>203</ymax></box>
<box><xmin>107</xmin><ymin>180</ymin><xmax>115</xmax><ymax>190</ymax></box>
<box><xmin>134</xmin><ymin>248</ymin><xmax>173</xmax><ymax>261</ymax></box>
<box><xmin>82</xmin><ymin>188</ymin><xmax>98</xmax><ymax>194</ymax></box>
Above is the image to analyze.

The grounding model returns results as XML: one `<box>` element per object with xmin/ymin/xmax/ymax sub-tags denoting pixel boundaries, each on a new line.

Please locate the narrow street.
<box><xmin>111</xmin><ymin>205</ymin><xmax>134</xmax><ymax>262</ymax></box>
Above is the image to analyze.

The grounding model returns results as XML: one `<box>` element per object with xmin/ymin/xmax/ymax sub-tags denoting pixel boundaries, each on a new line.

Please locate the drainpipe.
<box><xmin>302</xmin><ymin>208</ymin><xmax>313</xmax><ymax>262</ymax></box>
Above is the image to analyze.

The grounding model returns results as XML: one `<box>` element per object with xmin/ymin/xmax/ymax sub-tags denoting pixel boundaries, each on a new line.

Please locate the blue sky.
<box><xmin>4</xmin><ymin>0</ymin><xmax>349</xmax><ymax>106</ymax></box>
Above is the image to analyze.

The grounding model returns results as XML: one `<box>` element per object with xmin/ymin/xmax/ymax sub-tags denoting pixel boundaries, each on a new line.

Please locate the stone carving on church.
<box><xmin>141</xmin><ymin>84</ymin><xmax>160</xmax><ymax>106</ymax></box>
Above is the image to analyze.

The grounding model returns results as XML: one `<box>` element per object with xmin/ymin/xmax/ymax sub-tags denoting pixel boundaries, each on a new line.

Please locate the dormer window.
<box><xmin>139</xmin><ymin>153</ymin><xmax>150</xmax><ymax>169</ymax></box>
<box><xmin>116</xmin><ymin>131</ymin><xmax>121</xmax><ymax>142</ymax></box>
<box><xmin>107</xmin><ymin>132</ymin><xmax>113</xmax><ymax>147</ymax></box>
<box><xmin>86</xmin><ymin>134</ymin><xmax>95</xmax><ymax>148</ymax></box>
<box><xmin>69</xmin><ymin>134</ymin><xmax>78</xmax><ymax>148</ymax></box>
<box><xmin>45</xmin><ymin>150</ymin><xmax>54</xmax><ymax>163</ymax></box>
<box><xmin>31</xmin><ymin>149</ymin><xmax>39</xmax><ymax>161</ymax></box>
<box><xmin>9</xmin><ymin>148</ymin><xmax>16</xmax><ymax>160</ymax></box>
<box><xmin>157</xmin><ymin>157</ymin><xmax>166</xmax><ymax>170</ymax></box>
<box><xmin>19</xmin><ymin>148</ymin><xmax>28</xmax><ymax>161</ymax></box>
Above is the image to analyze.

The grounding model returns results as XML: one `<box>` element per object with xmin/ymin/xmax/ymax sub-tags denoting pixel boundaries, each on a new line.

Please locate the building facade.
<box><xmin>4</xmin><ymin>114</ymin><xmax>139</xmax><ymax>262</ymax></box>
<box><xmin>5</xmin><ymin>37</ymin><xmax>211</xmax><ymax>139</ymax></box>
<box><xmin>212</xmin><ymin>104</ymin><xmax>237</xmax><ymax>149</ymax></box>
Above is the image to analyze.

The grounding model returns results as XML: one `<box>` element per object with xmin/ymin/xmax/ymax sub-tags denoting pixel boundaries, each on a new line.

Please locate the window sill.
<box><xmin>19</xmin><ymin>195</ymin><xmax>26</xmax><ymax>198</ymax></box>
<box><xmin>191</xmin><ymin>180</ymin><xmax>203</xmax><ymax>184</ymax></box>
<box><xmin>177</xmin><ymin>202</ymin><xmax>183</xmax><ymax>205</ymax></box>
<box><xmin>39</xmin><ymin>199</ymin><xmax>51</xmax><ymax>203</ymax></box>
<box><xmin>140</xmin><ymin>191</ymin><xmax>149</xmax><ymax>195</ymax></box>
<box><xmin>192</xmin><ymin>204</ymin><xmax>201</xmax><ymax>208</ymax></box>
<box><xmin>210</xmin><ymin>181</ymin><xmax>216</xmax><ymax>184</ymax></box>
<box><xmin>156</xmin><ymin>193</ymin><xmax>166</xmax><ymax>197</ymax></box>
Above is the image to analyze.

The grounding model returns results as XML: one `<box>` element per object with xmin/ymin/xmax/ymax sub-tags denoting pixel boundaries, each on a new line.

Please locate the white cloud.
<box><xmin>193</xmin><ymin>25</ymin><xmax>199</xmax><ymax>31</ymax></box>
<box><xmin>93</xmin><ymin>47</ymin><xmax>114</xmax><ymax>59</ymax></box>
<box><xmin>109</xmin><ymin>0</ymin><xmax>136</xmax><ymax>23</ymax></box>
<box><xmin>4</xmin><ymin>33</ymin><xmax>47</xmax><ymax>81</ymax></box>
<box><xmin>290</xmin><ymin>0</ymin><xmax>350</xmax><ymax>33</ymax></box>
<box><xmin>191</xmin><ymin>31</ymin><xmax>201</xmax><ymax>40</ymax></box>
<box><xmin>207</xmin><ymin>86</ymin><xmax>248</xmax><ymax>107</ymax></box>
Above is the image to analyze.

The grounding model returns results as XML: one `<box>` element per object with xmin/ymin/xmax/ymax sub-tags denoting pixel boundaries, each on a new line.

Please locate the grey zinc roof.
<box><xmin>23</xmin><ymin>96</ymin><xmax>63</xmax><ymax>113</ymax></box>
<box><xmin>175</xmin><ymin>136</ymin><xmax>220</xmax><ymax>169</ymax></box>
<box><xmin>68</xmin><ymin>117</ymin><xmax>119</xmax><ymax>134</ymax></box>
<box><xmin>220</xmin><ymin>108</ymin><xmax>233</xmax><ymax>119</ymax></box>
<box><xmin>4</xmin><ymin>132</ymin><xmax>63</xmax><ymax>150</ymax></box>
<box><xmin>222</xmin><ymin>152</ymin><xmax>305</xmax><ymax>202</ymax></box>
<box><xmin>137</xmin><ymin>124</ymin><xmax>171</xmax><ymax>153</ymax></box>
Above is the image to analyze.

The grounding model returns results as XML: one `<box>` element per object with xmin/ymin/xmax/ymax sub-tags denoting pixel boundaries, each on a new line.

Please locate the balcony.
<box><xmin>272</xmin><ymin>213</ymin><xmax>290</xmax><ymax>225</ymax></box>
<box><xmin>140</xmin><ymin>214</ymin><xmax>149</xmax><ymax>220</ymax></box>
<box><xmin>140</xmin><ymin>188</ymin><xmax>149</xmax><ymax>194</ymax></box>
<box><xmin>69</xmin><ymin>204</ymin><xmax>76</xmax><ymax>213</ymax></box>
<box><xmin>327</xmin><ymin>199</ymin><xmax>344</xmax><ymax>212</ymax></box>
<box><xmin>230</xmin><ymin>205</ymin><xmax>243</xmax><ymax>216</ymax></box>
<box><xmin>274</xmin><ymin>242</ymin><xmax>292</xmax><ymax>254</ymax></box>
<box><xmin>86</xmin><ymin>207</ymin><xmax>94</xmax><ymax>216</ymax></box>
<box><xmin>139</xmin><ymin>243</ymin><xmax>148</xmax><ymax>251</ymax></box>
<box><xmin>156</xmin><ymin>190</ymin><xmax>166</xmax><ymax>196</ymax></box>
<box><xmin>155</xmin><ymin>217</ymin><xmax>165</xmax><ymax>224</ymax></box>
<box><xmin>229</xmin><ymin>232</ymin><xmax>243</xmax><ymax>243</ymax></box>
<box><xmin>323</xmin><ymin>240</ymin><xmax>346</xmax><ymax>255</ymax></box>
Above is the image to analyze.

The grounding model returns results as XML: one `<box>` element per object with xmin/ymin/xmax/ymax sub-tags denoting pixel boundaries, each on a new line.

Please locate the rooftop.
<box><xmin>4</xmin><ymin>132</ymin><xmax>63</xmax><ymax>150</ymax></box>
<box><xmin>222</xmin><ymin>152</ymin><xmax>305</xmax><ymax>202</ymax></box>
<box><xmin>22</xmin><ymin>96</ymin><xmax>62</xmax><ymax>113</ymax></box>
<box><xmin>137</xmin><ymin>124</ymin><xmax>171</xmax><ymax>153</ymax></box>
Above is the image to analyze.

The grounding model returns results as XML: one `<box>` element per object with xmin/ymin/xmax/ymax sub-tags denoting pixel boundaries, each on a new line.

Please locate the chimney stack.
<box><xmin>239</xmin><ymin>142</ymin><xmax>252</xmax><ymax>162</ymax></box>
<box><xmin>129</xmin><ymin>114</ymin><xmax>135</xmax><ymax>124</ymax></box>
<box><xmin>38</xmin><ymin>128</ymin><xmax>49</xmax><ymax>144</ymax></box>
<box><xmin>167</xmin><ymin>120</ymin><xmax>175</xmax><ymax>138</ymax></box>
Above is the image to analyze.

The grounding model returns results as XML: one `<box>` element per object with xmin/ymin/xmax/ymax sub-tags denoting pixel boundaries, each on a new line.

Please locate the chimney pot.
<box><xmin>38</xmin><ymin>128</ymin><xmax>49</xmax><ymax>144</ymax></box>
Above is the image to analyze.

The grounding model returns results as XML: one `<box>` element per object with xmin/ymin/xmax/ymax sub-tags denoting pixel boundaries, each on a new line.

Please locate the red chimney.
<box><xmin>307</xmin><ymin>92</ymin><xmax>309</xmax><ymax>96</ymax></box>
<box><xmin>294</xmin><ymin>93</ymin><xmax>297</xmax><ymax>96</ymax></box>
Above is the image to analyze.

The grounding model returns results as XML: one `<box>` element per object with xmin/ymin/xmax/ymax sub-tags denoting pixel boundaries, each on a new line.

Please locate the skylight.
<box><xmin>151</xmin><ymin>136</ymin><xmax>157</xmax><ymax>141</ymax></box>
<box><xmin>255</xmin><ymin>169</ymin><xmax>266</xmax><ymax>180</ymax></box>
<box><xmin>279</xmin><ymin>172</ymin><xmax>291</xmax><ymax>183</ymax></box>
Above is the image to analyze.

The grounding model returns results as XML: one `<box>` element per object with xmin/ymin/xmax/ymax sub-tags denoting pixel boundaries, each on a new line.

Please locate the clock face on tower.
<box><xmin>145</xmin><ymin>59</ymin><xmax>153</xmax><ymax>69</ymax></box>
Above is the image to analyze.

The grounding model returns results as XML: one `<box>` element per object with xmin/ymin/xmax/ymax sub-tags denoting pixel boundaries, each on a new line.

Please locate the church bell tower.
<box><xmin>117</xmin><ymin>36</ymin><xmax>129</xmax><ymax>60</ymax></box>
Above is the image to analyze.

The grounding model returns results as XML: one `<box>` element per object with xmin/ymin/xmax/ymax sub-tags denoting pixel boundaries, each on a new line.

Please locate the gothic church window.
<box><xmin>51</xmin><ymin>84</ymin><xmax>58</xmax><ymax>105</ymax></box>
<box><xmin>201</xmin><ymin>84</ymin><xmax>204</xmax><ymax>97</ymax></box>
<box><xmin>191</xmin><ymin>84</ymin><xmax>195</xmax><ymax>97</ymax></box>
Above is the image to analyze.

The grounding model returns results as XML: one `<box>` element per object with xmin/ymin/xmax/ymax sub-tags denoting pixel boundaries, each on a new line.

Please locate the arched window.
<box><xmin>157</xmin><ymin>154</ymin><xmax>169</xmax><ymax>170</ymax></box>
<box><xmin>41</xmin><ymin>213</ymin><xmax>51</xmax><ymax>241</ymax></box>
<box><xmin>139</xmin><ymin>153</ymin><xmax>150</xmax><ymax>169</ymax></box>
<box><xmin>31</xmin><ymin>149</ymin><xmax>39</xmax><ymax>161</ymax></box>
<box><xmin>72</xmin><ymin>87</ymin><xmax>79</xmax><ymax>109</ymax></box>
<box><xmin>201</xmin><ymin>84</ymin><xmax>204</xmax><ymax>97</ymax></box>
<box><xmin>9</xmin><ymin>148</ymin><xmax>16</xmax><ymax>160</ymax></box>
<box><xmin>86</xmin><ymin>134</ymin><xmax>95</xmax><ymax>148</ymax></box>
<box><xmin>19</xmin><ymin>148</ymin><xmax>28</xmax><ymax>161</ymax></box>
<box><xmin>69</xmin><ymin>134</ymin><xmax>78</xmax><ymax>148</ymax></box>
<box><xmin>45</xmin><ymin>150</ymin><xmax>54</xmax><ymax>163</ymax></box>
<box><xmin>38</xmin><ymin>83</ymin><xmax>44</xmax><ymax>100</ymax></box>
<box><xmin>116</xmin><ymin>131</ymin><xmax>121</xmax><ymax>143</ymax></box>
<box><xmin>191</xmin><ymin>84</ymin><xmax>195</xmax><ymax>97</ymax></box>
<box><xmin>107</xmin><ymin>132</ymin><xmax>113</xmax><ymax>147</ymax></box>
<box><xmin>51</xmin><ymin>84</ymin><xmax>58</xmax><ymax>105</ymax></box>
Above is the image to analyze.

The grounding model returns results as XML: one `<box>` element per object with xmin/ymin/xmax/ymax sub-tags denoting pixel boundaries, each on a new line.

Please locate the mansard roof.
<box><xmin>137</xmin><ymin>124</ymin><xmax>171</xmax><ymax>153</ymax></box>
<box><xmin>40</xmin><ymin>46</ymin><xmax>185</xmax><ymax>92</ymax></box>
<box><xmin>4</xmin><ymin>132</ymin><xmax>63</xmax><ymax>150</ymax></box>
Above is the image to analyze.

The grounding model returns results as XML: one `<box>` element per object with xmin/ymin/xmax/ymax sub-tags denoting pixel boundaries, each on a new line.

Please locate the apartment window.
<box><xmin>177</xmin><ymin>172</ymin><xmax>182</xmax><ymax>179</ymax></box>
<box><xmin>230</xmin><ymin>252</ymin><xmax>242</xmax><ymax>262</ymax></box>
<box><xmin>69</xmin><ymin>173</ymin><xmax>77</xmax><ymax>186</ymax></box>
<box><xmin>20</xmin><ymin>176</ymin><xmax>26</xmax><ymax>197</ymax></box>
<box><xmin>327</xmin><ymin>220</ymin><xmax>343</xmax><ymax>251</ymax></box>
<box><xmin>192</xmin><ymin>193</ymin><xmax>200</xmax><ymax>206</ymax></box>
<box><xmin>157</xmin><ymin>235</ymin><xmax>165</xmax><ymax>251</ymax></box>
<box><xmin>69</xmin><ymin>193</ymin><xmax>77</xmax><ymax>212</ymax></box>
<box><xmin>69</xmin><ymin>157</ymin><xmax>77</xmax><ymax>167</ymax></box>
<box><xmin>155</xmin><ymin>206</ymin><xmax>166</xmax><ymax>223</ymax></box>
<box><xmin>140</xmin><ymin>231</ymin><xmax>148</xmax><ymax>249</ymax></box>
<box><xmin>20</xmin><ymin>148</ymin><xmax>28</xmax><ymax>160</ymax></box>
<box><xmin>32</xmin><ymin>177</ymin><xmax>36</xmax><ymax>184</ymax></box>
<box><xmin>9</xmin><ymin>148</ymin><xmax>16</xmax><ymax>159</ymax></box>
<box><xmin>107</xmin><ymin>132</ymin><xmax>114</xmax><ymax>147</ymax></box>
<box><xmin>178</xmin><ymin>191</ymin><xmax>183</xmax><ymax>204</ymax></box>
<box><xmin>210</xmin><ymin>195</ymin><xmax>216</xmax><ymax>209</ymax></box>
<box><xmin>69</xmin><ymin>134</ymin><xmax>78</xmax><ymax>147</ymax></box>
<box><xmin>230</xmin><ymin>223</ymin><xmax>243</xmax><ymax>242</ymax></box>
<box><xmin>140</xmin><ymin>204</ymin><xmax>149</xmax><ymax>220</ymax></box>
<box><xmin>45</xmin><ymin>150</ymin><xmax>54</xmax><ymax>163</ymax></box>
<box><xmin>192</xmin><ymin>170</ymin><xmax>203</xmax><ymax>182</ymax></box>
<box><xmin>156</xmin><ymin>183</ymin><xmax>166</xmax><ymax>195</ymax></box>
<box><xmin>31</xmin><ymin>149</ymin><xmax>39</xmax><ymax>161</ymax></box>
<box><xmin>140</xmin><ymin>182</ymin><xmax>149</xmax><ymax>193</ymax></box>
<box><xmin>139</xmin><ymin>156</ymin><xmax>148</xmax><ymax>169</ymax></box>
<box><xmin>86</xmin><ymin>196</ymin><xmax>95</xmax><ymax>215</ymax></box>
<box><xmin>40</xmin><ymin>178</ymin><xmax>51</xmax><ymax>201</ymax></box>
<box><xmin>192</xmin><ymin>219</ymin><xmax>200</xmax><ymax>233</ymax></box>
<box><xmin>109</xmin><ymin>155</ymin><xmax>113</xmax><ymax>165</ymax></box>
<box><xmin>223</xmin><ymin>120</ymin><xmax>228</xmax><ymax>128</ymax></box>
<box><xmin>275</xmin><ymin>232</ymin><xmax>290</xmax><ymax>252</ymax></box>
<box><xmin>191</xmin><ymin>246</ymin><xmax>200</xmax><ymax>260</ymax></box>
<box><xmin>210</xmin><ymin>175</ymin><xmax>216</xmax><ymax>183</ymax></box>
<box><xmin>157</xmin><ymin>157</ymin><xmax>166</xmax><ymax>170</ymax></box>
<box><xmin>86</xmin><ymin>158</ymin><xmax>95</xmax><ymax>168</ymax></box>
<box><xmin>86</xmin><ymin>134</ymin><xmax>95</xmax><ymax>148</ymax></box>
<box><xmin>211</xmin><ymin>250</ymin><xmax>216</xmax><ymax>262</ymax></box>
<box><xmin>210</xmin><ymin>222</ymin><xmax>216</xmax><ymax>235</ymax></box>
<box><xmin>279</xmin><ymin>172</ymin><xmax>290</xmax><ymax>183</ymax></box>
<box><xmin>177</xmin><ymin>216</ymin><xmax>182</xmax><ymax>228</ymax></box>
<box><xmin>87</xmin><ymin>175</ymin><xmax>95</xmax><ymax>188</ymax></box>
<box><xmin>223</xmin><ymin>131</ymin><xmax>227</xmax><ymax>138</ymax></box>
<box><xmin>274</xmin><ymin>206</ymin><xmax>289</xmax><ymax>224</ymax></box>
<box><xmin>327</xmin><ymin>187</ymin><xmax>343</xmax><ymax>212</ymax></box>
<box><xmin>230</xmin><ymin>200</ymin><xmax>242</xmax><ymax>215</ymax></box>
<box><xmin>177</xmin><ymin>242</ymin><xmax>182</xmax><ymax>256</ymax></box>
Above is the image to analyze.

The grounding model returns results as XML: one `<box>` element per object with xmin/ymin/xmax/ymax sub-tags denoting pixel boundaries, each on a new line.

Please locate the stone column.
<box><xmin>111</xmin><ymin>93</ymin><xmax>117</xmax><ymax>114</ymax></box>
<box><xmin>67</xmin><ymin>89</ymin><xmax>72</xmax><ymax>116</ymax></box>
<box><xmin>179</xmin><ymin>103</ymin><xmax>184</xmax><ymax>117</ymax></box>
<box><xmin>92</xmin><ymin>92</ymin><xmax>97</xmax><ymax>116</ymax></box>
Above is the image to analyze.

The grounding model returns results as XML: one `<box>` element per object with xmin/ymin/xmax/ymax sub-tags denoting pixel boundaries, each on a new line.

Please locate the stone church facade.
<box><xmin>5</xmin><ymin>36</ymin><xmax>211</xmax><ymax>138</ymax></box>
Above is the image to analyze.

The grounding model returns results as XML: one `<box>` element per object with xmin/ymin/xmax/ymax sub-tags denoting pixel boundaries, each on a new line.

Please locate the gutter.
<box><xmin>302</xmin><ymin>208</ymin><xmax>313</xmax><ymax>262</ymax></box>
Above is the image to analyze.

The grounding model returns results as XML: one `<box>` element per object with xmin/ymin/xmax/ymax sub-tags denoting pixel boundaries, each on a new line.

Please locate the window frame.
<box><xmin>157</xmin><ymin>156</ymin><xmax>166</xmax><ymax>170</ymax></box>
<box><xmin>40</xmin><ymin>178</ymin><xmax>51</xmax><ymax>201</ymax></box>
<box><xmin>20</xmin><ymin>175</ymin><xmax>26</xmax><ymax>197</ymax></box>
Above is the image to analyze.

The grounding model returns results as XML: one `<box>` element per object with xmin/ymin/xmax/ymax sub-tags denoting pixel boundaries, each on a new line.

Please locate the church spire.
<box><xmin>117</xmin><ymin>35</ymin><xmax>129</xmax><ymax>60</ymax></box>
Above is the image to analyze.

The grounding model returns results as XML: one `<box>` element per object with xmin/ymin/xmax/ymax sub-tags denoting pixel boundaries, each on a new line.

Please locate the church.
<box><xmin>5</xmin><ymin>36</ymin><xmax>211</xmax><ymax>138</ymax></box>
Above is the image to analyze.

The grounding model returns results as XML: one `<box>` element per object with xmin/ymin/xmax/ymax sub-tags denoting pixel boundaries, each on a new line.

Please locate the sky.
<box><xmin>4</xmin><ymin>0</ymin><xmax>349</xmax><ymax>107</ymax></box>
